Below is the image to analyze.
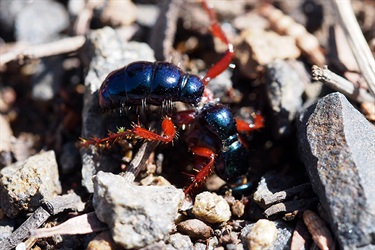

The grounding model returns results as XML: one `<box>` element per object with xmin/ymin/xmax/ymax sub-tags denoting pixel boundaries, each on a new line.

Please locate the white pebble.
<box><xmin>246</xmin><ymin>219</ymin><xmax>278</xmax><ymax>250</ymax></box>
<box><xmin>192</xmin><ymin>192</ymin><xmax>231</xmax><ymax>224</ymax></box>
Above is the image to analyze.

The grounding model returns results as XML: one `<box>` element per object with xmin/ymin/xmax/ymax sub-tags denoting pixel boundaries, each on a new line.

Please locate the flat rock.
<box><xmin>93</xmin><ymin>171</ymin><xmax>184</xmax><ymax>249</ymax></box>
<box><xmin>0</xmin><ymin>150</ymin><xmax>61</xmax><ymax>218</ymax></box>
<box><xmin>297</xmin><ymin>92</ymin><xmax>375</xmax><ymax>249</ymax></box>
<box><xmin>80</xmin><ymin>27</ymin><xmax>155</xmax><ymax>192</ymax></box>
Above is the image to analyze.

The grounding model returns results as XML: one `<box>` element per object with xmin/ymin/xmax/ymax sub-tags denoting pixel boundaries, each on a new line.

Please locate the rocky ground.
<box><xmin>0</xmin><ymin>0</ymin><xmax>374</xmax><ymax>249</ymax></box>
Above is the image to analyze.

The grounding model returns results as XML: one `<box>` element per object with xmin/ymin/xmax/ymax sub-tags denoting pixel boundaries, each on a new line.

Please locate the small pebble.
<box><xmin>87</xmin><ymin>230</ymin><xmax>122</xmax><ymax>250</ymax></box>
<box><xmin>246</xmin><ymin>219</ymin><xmax>278</xmax><ymax>250</ymax></box>
<box><xmin>169</xmin><ymin>233</ymin><xmax>194</xmax><ymax>250</ymax></box>
<box><xmin>177</xmin><ymin>219</ymin><xmax>213</xmax><ymax>239</ymax></box>
<box><xmin>192</xmin><ymin>191</ymin><xmax>231</xmax><ymax>224</ymax></box>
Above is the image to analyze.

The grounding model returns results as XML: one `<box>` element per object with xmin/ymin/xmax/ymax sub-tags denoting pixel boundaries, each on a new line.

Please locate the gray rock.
<box><xmin>13</xmin><ymin>0</ymin><xmax>69</xmax><ymax>101</ymax></box>
<box><xmin>80</xmin><ymin>27</ymin><xmax>155</xmax><ymax>192</ymax></box>
<box><xmin>15</xmin><ymin>0</ymin><xmax>69</xmax><ymax>44</ymax></box>
<box><xmin>31</xmin><ymin>56</ymin><xmax>64</xmax><ymax>101</ymax></box>
<box><xmin>241</xmin><ymin>220</ymin><xmax>293</xmax><ymax>250</ymax></box>
<box><xmin>264</xmin><ymin>60</ymin><xmax>305</xmax><ymax>138</ymax></box>
<box><xmin>169</xmin><ymin>233</ymin><xmax>194</xmax><ymax>250</ymax></box>
<box><xmin>0</xmin><ymin>150</ymin><xmax>61</xmax><ymax>218</ymax></box>
<box><xmin>0</xmin><ymin>217</ymin><xmax>15</xmax><ymax>241</ymax></box>
<box><xmin>297</xmin><ymin>92</ymin><xmax>375</xmax><ymax>249</ymax></box>
<box><xmin>93</xmin><ymin>171</ymin><xmax>184</xmax><ymax>249</ymax></box>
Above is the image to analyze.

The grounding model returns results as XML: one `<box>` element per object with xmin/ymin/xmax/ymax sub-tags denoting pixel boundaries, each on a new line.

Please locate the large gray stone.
<box><xmin>0</xmin><ymin>150</ymin><xmax>61</xmax><ymax>218</ymax></box>
<box><xmin>93</xmin><ymin>171</ymin><xmax>184</xmax><ymax>249</ymax></box>
<box><xmin>297</xmin><ymin>92</ymin><xmax>375</xmax><ymax>249</ymax></box>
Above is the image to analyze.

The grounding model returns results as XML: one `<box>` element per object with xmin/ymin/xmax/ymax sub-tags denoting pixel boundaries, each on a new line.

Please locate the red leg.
<box><xmin>184</xmin><ymin>146</ymin><xmax>215</xmax><ymax>194</ymax></box>
<box><xmin>79</xmin><ymin>129</ymin><xmax>132</xmax><ymax>148</ymax></box>
<box><xmin>171</xmin><ymin>109</ymin><xmax>197</xmax><ymax>126</ymax></box>
<box><xmin>201</xmin><ymin>0</ymin><xmax>234</xmax><ymax>86</ymax></box>
<box><xmin>80</xmin><ymin>117</ymin><xmax>177</xmax><ymax>148</ymax></box>
<box><xmin>131</xmin><ymin>117</ymin><xmax>176</xmax><ymax>143</ymax></box>
<box><xmin>236</xmin><ymin>113</ymin><xmax>264</xmax><ymax>133</ymax></box>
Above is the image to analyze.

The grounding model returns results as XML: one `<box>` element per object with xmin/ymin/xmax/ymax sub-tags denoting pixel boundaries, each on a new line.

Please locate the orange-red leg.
<box><xmin>80</xmin><ymin>117</ymin><xmax>177</xmax><ymax>148</ymax></box>
<box><xmin>79</xmin><ymin>130</ymin><xmax>133</xmax><ymax>148</ymax></box>
<box><xmin>201</xmin><ymin>0</ymin><xmax>235</xmax><ymax>86</ymax></box>
<box><xmin>131</xmin><ymin>117</ymin><xmax>176</xmax><ymax>143</ymax></box>
<box><xmin>236</xmin><ymin>113</ymin><xmax>264</xmax><ymax>133</ymax></box>
<box><xmin>184</xmin><ymin>146</ymin><xmax>215</xmax><ymax>194</ymax></box>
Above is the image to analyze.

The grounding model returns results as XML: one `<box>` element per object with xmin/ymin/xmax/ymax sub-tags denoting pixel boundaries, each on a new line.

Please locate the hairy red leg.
<box><xmin>184</xmin><ymin>146</ymin><xmax>215</xmax><ymax>194</ymax></box>
<box><xmin>236</xmin><ymin>113</ymin><xmax>264</xmax><ymax>133</ymax></box>
<box><xmin>79</xmin><ymin>130</ymin><xmax>132</xmax><ymax>148</ymax></box>
<box><xmin>201</xmin><ymin>0</ymin><xmax>234</xmax><ymax>86</ymax></box>
<box><xmin>131</xmin><ymin>117</ymin><xmax>176</xmax><ymax>143</ymax></box>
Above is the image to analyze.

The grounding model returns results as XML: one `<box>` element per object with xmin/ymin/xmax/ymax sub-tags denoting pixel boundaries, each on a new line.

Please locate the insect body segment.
<box><xmin>99</xmin><ymin>61</ymin><xmax>205</xmax><ymax>109</ymax></box>
<box><xmin>81</xmin><ymin>0</ymin><xmax>264</xmax><ymax>194</ymax></box>
<box><xmin>182</xmin><ymin>104</ymin><xmax>253</xmax><ymax>194</ymax></box>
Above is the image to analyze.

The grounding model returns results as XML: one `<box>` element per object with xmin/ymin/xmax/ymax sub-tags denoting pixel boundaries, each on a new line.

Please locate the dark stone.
<box><xmin>264</xmin><ymin>60</ymin><xmax>305</xmax><ymax>138</ymax></box>
<box><xmin>297</xmin><ymin>92</ymin><xmax>375</xmax><ymax>249</ymax></box>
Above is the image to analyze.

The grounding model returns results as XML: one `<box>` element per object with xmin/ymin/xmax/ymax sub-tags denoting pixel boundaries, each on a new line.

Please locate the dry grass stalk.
<box><xmin>312</xmin><ymin>65</ymin><xmax>375</xmax><ymax>103</ymax></box>
<box><xmin>331</xmin><ymin>0</ymin><xmax>375</xmax><ymax>97</ymax></box>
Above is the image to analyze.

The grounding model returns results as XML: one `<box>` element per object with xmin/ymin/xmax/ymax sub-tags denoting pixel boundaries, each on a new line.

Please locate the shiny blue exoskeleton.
<box><xmin>188</xmin><ymin>103</ymin><xmax>250</xmax><ymax>182</ymax></box>
<box><xmin>99</xmin><ymin>61</ymin><xmax>205</xmax><ymax>109</ymax></box>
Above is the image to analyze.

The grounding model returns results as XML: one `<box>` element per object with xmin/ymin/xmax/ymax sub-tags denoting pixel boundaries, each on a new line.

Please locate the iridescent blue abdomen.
<box><xmin>99</xmin><ymin>61</ymin><xmax>205</xmax><ymax>109</ymax></box>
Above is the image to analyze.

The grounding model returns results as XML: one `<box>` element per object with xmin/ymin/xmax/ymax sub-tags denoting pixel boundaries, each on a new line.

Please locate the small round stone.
<box><xmin>246</xmin><ymin>219</ymin><xmax>278</xmax><ymax>250</ymax></box>
<box><xmin>192</xmin><ymin>191</ymin><xmax>231</xmax><ymax>224</ymax></box>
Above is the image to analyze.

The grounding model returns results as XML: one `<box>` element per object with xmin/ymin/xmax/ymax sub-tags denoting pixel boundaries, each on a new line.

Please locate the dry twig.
<box><xmin>263</xmin><ymin>198</ymin><xmax>318</xmax><ymax>218</ymax></box>
<box><xmin>0</xmin><ymin>193</ymin><xmax>84</xmax><ymax>250</ymax></box>
<box><xmin>122</xmin><ymin>141</ymin><xmax>159</xmax><ymax>183</ymax></box>
<box><xmin>30</xmin><ymin>212</ymin><xmax>108</xmax><ymax>239</ymax></box>
<box><xmin>260</xmin><ymin>183</ymin><xmax>313</xmax><ymax>206</ymax></box>
<box><xmin>312</xmin><ymin>65</ymin><xmax>375</xmax><ymax>103</ymax></box>
<box><xmin>0</xmin><ymin>36</ymin><xmax>85</xmax><ymax>67</ymax></box>
<box><xmin>331</xmin><ymin>0</ymin><xmax>375</xmax><ymax>97</ymax></box>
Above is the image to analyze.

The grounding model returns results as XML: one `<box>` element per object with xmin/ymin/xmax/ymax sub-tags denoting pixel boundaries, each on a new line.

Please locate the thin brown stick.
<box><xmin>312</xmin><ymin>65</ymin><xmax>375</xmax><ymax>103</ymax></box>
<box><xmin>122</xmin><ymin>141</ymin><xmax>159</xmax><ymax>183</ymax></box>
<box><xmin>331</xmin><ymin>0</ymin><xmax>375</xmax><ymax>97</ymax></box>
<box><xmin>0</xmin><ymin>36</ymin><xmax>85</xmax><ymax>67</ymax></box>
<box><xmin>0</xmin><ymin>193</ymin><xmax>84</xmax><ymax>250</ymax></box>
<box><xmin>260</xmin><ymin>183</ymin><xmax>312</xmax><ymax>206</ymax></box>
<box><xmin>263</xmin><ymin>198</ymin><xmax>318</xmax><ymax>218</ymax></box>
<box><xmin>30</xmin><ymin>212</ymin><xmax>108</xmax><ymax>239</ymax></box>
